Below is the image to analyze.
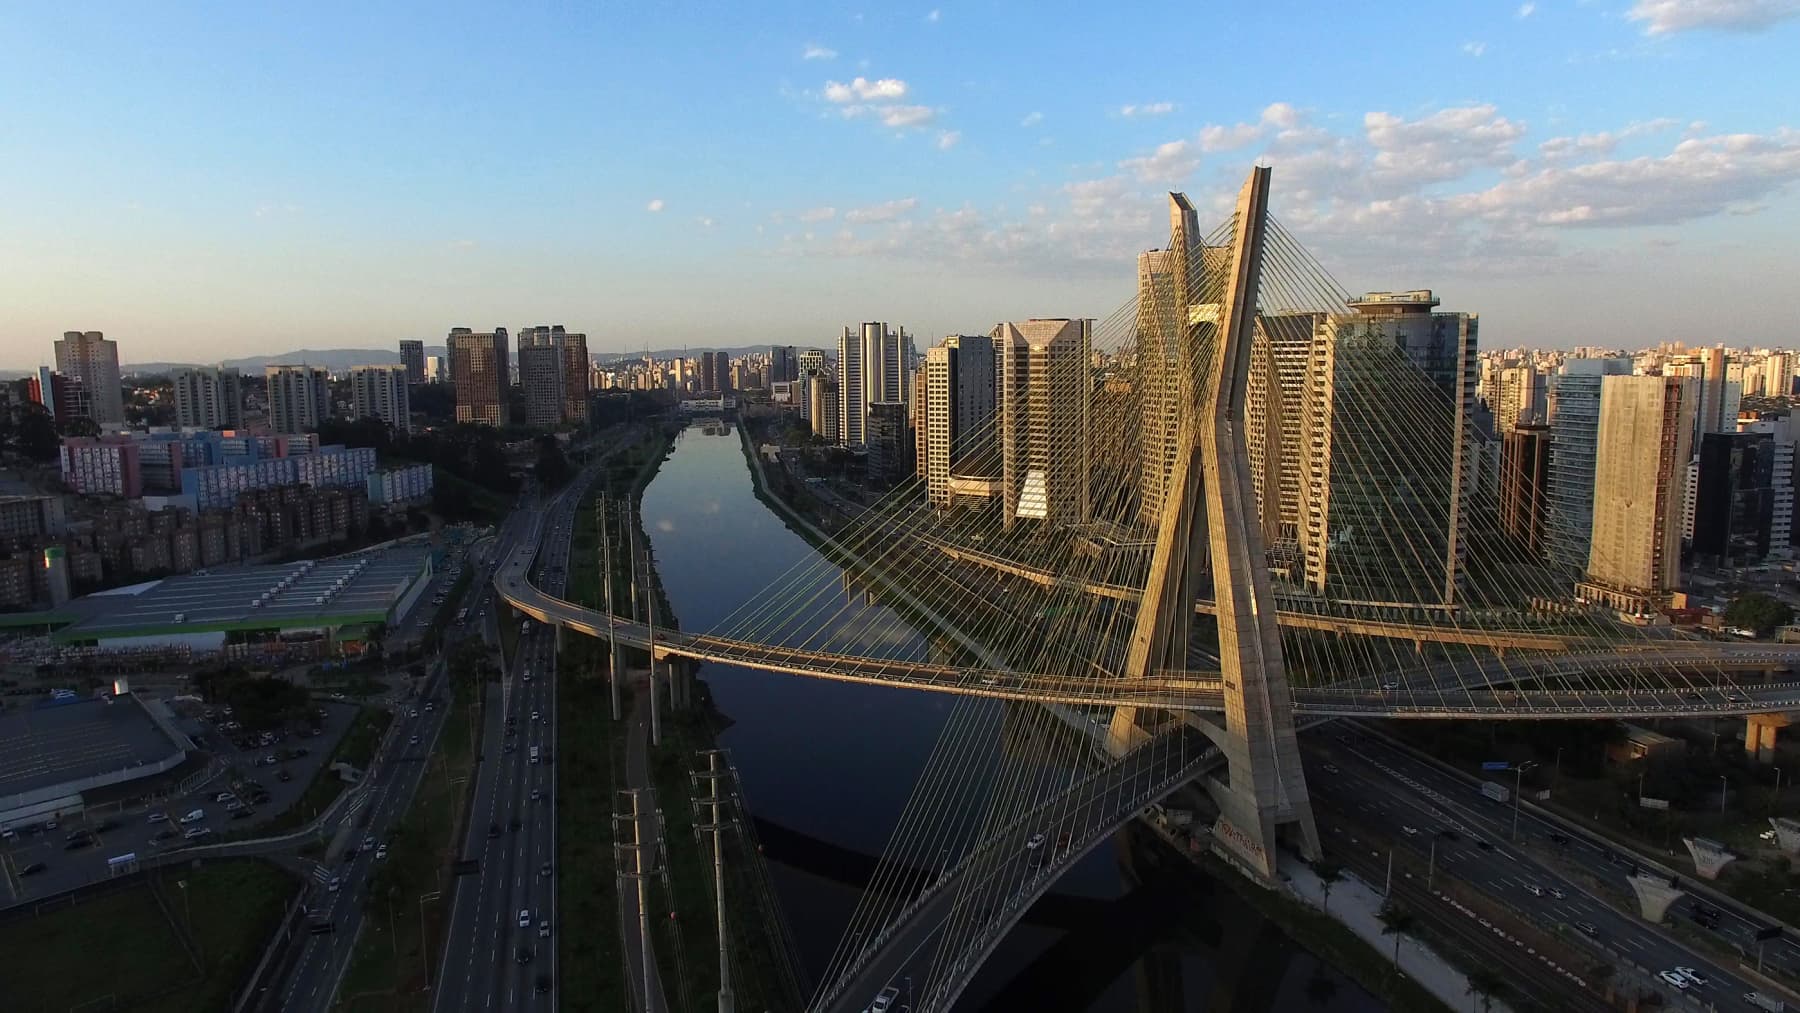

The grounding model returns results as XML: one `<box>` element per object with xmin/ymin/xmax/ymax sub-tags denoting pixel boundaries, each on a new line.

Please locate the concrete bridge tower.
<box><xmin>1109</xmin><ymin>167</ymin><xmax>1321</xmax><ymax>878</ymax></box>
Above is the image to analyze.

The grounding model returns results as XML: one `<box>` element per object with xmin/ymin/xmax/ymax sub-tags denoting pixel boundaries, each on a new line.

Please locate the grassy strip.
<box><xmin>556</xmin><ymin>631</ymin><xmax>628</xmax><ymax>1012</ymax></box>
<box><xmin>229</xmin><ymin>707</ymin><xmax>392</xmax><ymax>843</ymax></box>
<box><xmin>0</xmin><ymin>859</ymin><xmax>295</xmax><ymax>1013</ymax></box>
<box><xmin>335</xmin><ymin>650</ymin><xmax>485</xmax><ymax>1011</ymax></box>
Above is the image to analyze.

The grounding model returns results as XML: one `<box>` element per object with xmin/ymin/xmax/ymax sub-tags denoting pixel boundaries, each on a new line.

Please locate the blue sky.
<box><xmin>5</xmin><ymin>0</ymin><xmax>1800</xmax><ymax>366</ymax></box>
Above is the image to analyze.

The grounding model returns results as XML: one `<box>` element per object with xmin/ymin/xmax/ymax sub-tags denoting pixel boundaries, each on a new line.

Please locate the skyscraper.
<box><xmin>172</xmin><ymin>366</ymin><xmax>244</xmax><ymax>430</ymax></box>
<box><xmin>518</xmin><ymin>326</ymin><xmax>590</xmax><ymax>427</ymax></box>
<box><xmin>1544</xmin><ymin>357</ymin><xmax>1634</xmax><ymax>575</ymax></box>
<box><xmin>920</xmin><ymin>334</ymin><xmax>998</xmax><ymax>507</ymax></box>
<box><xmin>398</xmin><ymin>340</ymin><xmax>426</xmax><ymax>384</ymax></box>
<box><xmin>1499</xmin><ymin>424</ymin><xmax>1551</xmax><ymax>556</ymax></box>
<box><xmin>350</xmin><ymin>364</ymin><xmax>412</xmax><ymax>433</ymax></box>
<box><xmin>996</xmin><ymin>319</ymin><xmax>1091</xmax><ymax>529</ymax></box>
<box><xmin>52</xmin><ymin>330</ymin><xmax>123</xmax><ymax>425</ymax></box>
<box><xmin>28</xmin><ymin>367</ymin><xmax>90</xmax><ymax>428</ymax></box>
<box><xmin>1582</xmin><ymin>374</ymin><xmax>1695</xmax><ymax>611</ymax></box>
<box><xmin>769</xmin><ymin>346</ymin><xmax>798</xmax><ymax>385</ymax></box>
<box><xmin>1134</xmin><ymin>199</ymin><xmax>1194</xmax><ymax>529</ymax></box>
<box><xmin>1493</xmin><ymin>365</ymin><xmax>1547</xmax><ymax>433</ymax></box>
<box><xmin>1296</xmin><ymin>291</ymin><xmax>1477</xmax><ymax>608</ymax></box>
<box><xmin>837</xmin><ymin>323</ymin><xmax>912</xmax><ymax>447</ymax></box>
<box><xmin>449</xmin><ymin>327</ymin><xmax>510</xmax><ymax>427</ymax></box>
<box><xmin>265</xmin><ymin>364</ymin><xmax>332</xmax><ymax>434</ymax></box>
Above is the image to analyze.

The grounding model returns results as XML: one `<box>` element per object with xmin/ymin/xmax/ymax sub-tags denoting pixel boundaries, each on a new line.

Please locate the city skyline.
<box><xmin>6</xmin><ymin>2</ymin><xmax>1800</xmax><ymax>366</ymax></box>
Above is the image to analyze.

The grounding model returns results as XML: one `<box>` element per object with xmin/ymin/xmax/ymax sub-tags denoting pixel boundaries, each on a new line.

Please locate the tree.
<box><xmin>1312</xmin><ymin>860</ymin><xmax>1344</xmax><ymax>914</ymax></box>
<box><xmin>1726</xmin><ymin>592</ymin><xmax>1794</xmax><ymax>638</ymax></box>
<box><xmin>534</xmin><ymin>434</ymin><xmax>571</xmax><ymax>490</ymax></box>
<box><xmin>14</xmin><ymin>407</ymin><xmax>58</xmax><ymax>462</ymax></box>
<box><xmin>1377</xmin><ymin>902</ymin><xmax>1417</xmax><ymax>986</ymax></box>
<box><xmin>1465</xmin><ymin>966</ymin><xmax>1508</xmax><ymax>1012</ymax></box>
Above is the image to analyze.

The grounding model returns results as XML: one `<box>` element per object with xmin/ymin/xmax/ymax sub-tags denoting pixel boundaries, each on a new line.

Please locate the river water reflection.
<box><xmin>637</xmin><ymin>422</ymin><xmax>1380</xmax><ymax>1012</ymax></box>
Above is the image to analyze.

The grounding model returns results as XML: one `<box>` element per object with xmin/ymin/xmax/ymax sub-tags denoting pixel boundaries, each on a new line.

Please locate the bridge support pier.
<box><xmin>1746</xmin><ymin>713</ymin><xmax>1790</xmax><ymax>764</ymax></box>
<box><xmin>1626</xmin><ymin>874</ymin><xmax>1684</xmax><ymax>922</ymax></box>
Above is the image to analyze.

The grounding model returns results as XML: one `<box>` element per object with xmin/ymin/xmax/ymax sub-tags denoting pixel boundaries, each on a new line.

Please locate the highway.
<box><xmin>1308</xmin><ymin>722</ymin><xmax>1794</xmax><ymax>1007</ymax></box>
<box><xmin>433</xmin><ymin>470</ymin><xmax>586</xmax><ymax>1012</ymax></box>
<box><xmin>257</xmin><ymin>657</ymin><xmax>459</xmax><ymax>1012</ymax></box>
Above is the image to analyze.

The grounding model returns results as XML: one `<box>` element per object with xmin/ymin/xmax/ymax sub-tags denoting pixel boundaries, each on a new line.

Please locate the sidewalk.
<box><xmin>1282</xmin><ymin>855</ymin><xmax>1517</xmax><ymax>1013</ymax></box>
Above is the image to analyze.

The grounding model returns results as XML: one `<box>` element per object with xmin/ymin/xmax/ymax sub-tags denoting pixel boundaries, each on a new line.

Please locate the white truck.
<box><xmin>1480</xmin><ymin>781</ymin><xmax>1511</xmax><ymax>804</ymax></box>
<box><xmin>1745</xmin><ymin>992</ymin><xmax>1785</xmax><ymax>1012</ymax></box>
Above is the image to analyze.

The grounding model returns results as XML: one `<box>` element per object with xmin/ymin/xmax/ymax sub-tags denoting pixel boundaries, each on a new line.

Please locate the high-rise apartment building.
<box><xmin>1297</xmin><ymin>291</ymin><xmax>1477</xmax><ymax>608</ymax></box>
<box><xmin>1246</xmin><ymin>313</ymin><xmax>1314</xmax><ymax>546</ymax></box>
<box><xmin>1135</xmin><ymin>198</ymin><xmax>1196</xmax><ymax>528</ymax></box>
<box><xmin>808</xmin><ymin>378</ymin><xmax>838</xmax><ymax>440</ymax></box>
<box><xmin>172</xmin><ymin>367</ymin><xmax>244</xmax><ymax>430</ymax></box>
<box><xmin>449</xmin><ymin>327</ymin><xmax>510</xmax><ymax>427</ymax></box>
<box><xmin>52</xmin><ymin>330</ymin><xmax>123</xmax><ymax>425</ymax></box>
<box><xmin>1499</xmin><ymin>424</ymin><xmax>1551</xmax><ymax>556</ymax></box>
<box><xmin>1581</xmin><ymin>375</ymin><xmax>1695</xmax><ymax>611</ymax></box>
<box><xmin>797</xmin><ymin>349</ymin><xmax>826</xmax><ymax>376</ymax></box>
<box><xmin>867</xmin><ymin>401</ymin><xmax>908</xmax><ymax>486</ymax></box>
<box><xmin>399</xmin><ymin>340</ymin><xmax>426</xmax><ymax>384</ymax></box>
<box><xmin>28</xmin><ymin>367</ymin><xmax>91</xmax><ymax>429</ymax></box>
<box><xmin>920</xmin><ymin>335</ymin><xmax>998</xmax><ymax>507</ymax></box>
<box><xmin>996</xmin><ymin>319</ymin><xmax>1091</xmax><ymax>529</ymax></box>
<box><xmin>265</xmin><ymin>364</ymin><xmax>332</xmax><ymax>434</ymax></box>
<box><xmin>349</xmin><ymin>365</ymin><xmax>412</xmax><ymax>433</ymax></box>
<box><xmin>517</xmin><ymin>326</ymin><xmax>590</xmax><ymax>427</ymax></box>
<box><xmin>837</xmin><ymin>323</ymin><xmax>913</xmax><ymax>447</ymax></box>
<box><xmin>1691</xmin><ymin>431</ymin><xmax>1777</xmax><ymax>568</ymax></box>
<box><xmin>1544</xmin><ymin>357</ymin><xmax>1634</xmax><ymax>575</ymax></box>
<box><xmin>425</xmin><ymin>355</ymin><xmax>445</xmax><ymax>383</ymax></box>
<box><xmin>1493</xmin><ymin>365</ymin><xmax>1546</xmax><ymax>433</ymax></box>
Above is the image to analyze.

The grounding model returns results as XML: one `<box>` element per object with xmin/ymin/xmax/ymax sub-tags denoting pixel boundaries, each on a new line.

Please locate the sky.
<box><xmin>5</xmin><ymin>0</ymin><xmax>1800</xmax><ymax>367</ymax></box>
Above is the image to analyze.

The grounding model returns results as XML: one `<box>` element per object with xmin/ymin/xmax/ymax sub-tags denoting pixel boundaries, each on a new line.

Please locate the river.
<box><xmin>637</xmin><ymin>421</ymin><xmax>1381</xmax><ymax>1012</ymax></box>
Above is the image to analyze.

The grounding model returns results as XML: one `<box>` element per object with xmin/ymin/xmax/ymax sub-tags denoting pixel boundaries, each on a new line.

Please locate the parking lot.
<box><xmin>0</xmin><ymin>698</ymin><xmax>363</xmax><ymax>907</ymax></box>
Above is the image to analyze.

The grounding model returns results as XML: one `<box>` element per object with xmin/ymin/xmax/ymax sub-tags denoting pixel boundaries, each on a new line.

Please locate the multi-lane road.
<box><xmin>434</xmin><ymin>469</ymin><xmax>587</xmax><ymax>1012</ymax></box>
<box><xmin>1309</xmin><ymin>723</ymin><xmax>1792</xmax><ymax>1008</ymax></box>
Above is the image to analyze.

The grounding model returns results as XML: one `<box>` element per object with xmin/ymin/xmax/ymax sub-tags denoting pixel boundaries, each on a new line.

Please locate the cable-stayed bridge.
<box><xmin>495</xmin><ymin>167</ymin><xmax>1800</xmax><ymax>1011</ymax></box>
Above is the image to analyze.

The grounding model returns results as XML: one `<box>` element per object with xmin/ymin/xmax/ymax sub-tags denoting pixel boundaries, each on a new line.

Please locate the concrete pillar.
<box><xmin>1626</xmin><ymin>874</ymin><xmax>1684</xmax><ymax>923</ymax></box>
<box><xmin>1683</xmin><ymin>837</ymin><xmax>1738</xmax><ymax>880</ymax></box>
<box><xmin>1746</xmin><ymin>713</ymin><xmax>1790</xmax><ymax>764</ymax></box>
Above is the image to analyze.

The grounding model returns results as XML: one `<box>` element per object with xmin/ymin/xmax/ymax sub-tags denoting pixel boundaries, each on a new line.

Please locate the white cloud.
<box><xmin>876</xmin><ymin>104</ymin><xmax>935</xmax><ymax>128</ymax></box>
<box><xmin>926</xmin><ymin>8</ymin><xmax>941</xmax><ymax>21</ymax></box>
<box><xmin>1517</xmin><ymin>2</ymin><xmax>1536</xmax><ymax>17</ymax></box>
<box><xmin>646</xmin><ymin>199</ymin><xmax>665</xmax><ymax>213</ymax></box>
<box><xmin>1628</xmin><ymin>0</ymin><xmax>1800</xmax><ymax>33</ymax></box>
<box><xmin>1120</xmin><ymin>139</ymin><xmax>1199</xmax><ymax>184</ymax></box>
<box><xmin>937</xmin><ymin>130</ymin><xmax>961</xmax><ymax>150</ymax></box>
<box><xmin>696</xmin><ymin>216</ymin><xmax>715</xmax><ymax>228</ymax></box>
<box><xmin>798</xmin><ymin>206</ymin><xmax>837</xmax><ymax>223</ymax></box>
<box><xmin>843</xmin><ymin>197</ymin><xmax>919</xmax><ymax>224</ymax></box>
<box><xmin>803</xmin><ymin>44</ymin><xmax>837</xmax><ymax>60</ymax></box>
<box><xmin>1021</xmin><ymin>111</ymin><xmax>1044</xmax><ymax>128</ymax></box>
<box><xmin>824</xmin><ymin>77</ymin><xmax>909</xmax><ymax>103</ymax></box>
<box><xmin>1120</xmin><ymin>102</ymin><xmax>1176</xmax><ymax>118</ymax></box>
<box><xmin>1197</xmin><ymin>102</ymin><xmax>1303</xmax><ymax>153</ymax></box>
<box><xmin>1363</xmin><ymin>104</ymin><xmax>1527</xmax><ymax>186</ymax></box>
<box><xmin>1462</xmin><ymin>40</ymin><xmax>1487</xmax><ymax>57</ymax></box>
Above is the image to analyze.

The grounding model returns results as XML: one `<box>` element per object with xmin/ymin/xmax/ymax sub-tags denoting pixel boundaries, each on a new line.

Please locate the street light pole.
<box><xmin>1722</xmin><ymin>774</ymin><xmax>1730</xmax><ymax>815</ymax></box>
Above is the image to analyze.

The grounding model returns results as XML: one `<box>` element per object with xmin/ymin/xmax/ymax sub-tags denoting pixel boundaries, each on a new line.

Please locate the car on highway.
<box><xmin>870</xmin><ymin>985</ymin><xmax>901</xmax><ymax>1013</ymax></box>
<box><xmin>535</xmin><ymin>975</ymin><xmax>551</xmax><ymax>995</ymax></box>
<box><xmin>1381</xmin><ymin>680</ymin><xmax>1399</xmax><ymax>690</ymax></box>
<box><xmin>538</xmin><ymin>919</ymin><xmax>551</xmax><ymax>938</ymax></box>
<box><xmin>518</xmin><ymin>909</ymin><xmax>532</xmax><ymax>929</ymax></box>
<box><xmin>1657</xmin><ymin>970</ymin><xmax>1689</xmax><ymax>990</ymax></box>
<box><xmin>1525</xmin><ymin>884</ymin><xmax>1544</xmax><ymax>897</ymax></box>
<box><xmin>328</xmin><ymin>876</ymin><xmax>341</xmax><ymax>893</ymax></box>
<box><xmin>1673</xmin><ymin>967</ymin><xmax>1709</xmax><ymax>987</ymax></box>
<box><xmin>1575</xmin><ymin>920</ymin><xmax>1598</xmax><ymax>937</ymax></box>
<box><xmin>152</xmin><ymin>829</ymin><xmax>177</xmax><ymax>844</ymax></box>
<box><xmin>1401</xmin><ymin>826</ymin><xmax>1418</xmax><ymax>837</ymax></box>
<box><xmin>1321</xmin><ymin>763</ymin><xmax>1340</xmax><ymax>775</ymax></box>
<box><xmin>516</xmin><ymin>945</ymin><xmax>533</xmax><ymax>965</ymax></box>
<box><xmin>184</xmin><ymin>827</ymin><xmax>213</xmax><ymax>840</ymax></box>
<box><xmin>21</xmin><ymin>861</ymin><xmax>48</xmax><ymax>876</ymax></box>
<box><xmin>530</xmin><ymin>788</ymin><xmax>541</xmax><ymax>802</ymax></box>
<box><xmin>178</xmin><ymin>809</ymin><xmax>206</xmax><ymax>825</ymax></box>
<box><xmin>375</xmin><ymin>845</ymin><xmax>388</xmax><ymax>860</ymax></box>
<box><xmin>409</xmin><ymin>734</ymin><xmax>421</xmax><ymax>745</ymax></box>
<box><xmin>1548</xmin><ymin>887</ymin><xmax>1565</xmax><ymax>899</ymax></box>
<box><xmin>147</xmin><ymin>812</ymin><xmax>168</xmax><ymax>824</ymax></box>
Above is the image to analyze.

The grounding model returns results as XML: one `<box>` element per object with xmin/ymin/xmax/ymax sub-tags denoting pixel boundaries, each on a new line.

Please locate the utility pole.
<box><xmin>692</xmin><ymin>750</ymin><xmax>735</xmax><ymax>1013</ymax></box>
<box><xmin>645</xmin><ymin>534</ymin><xmax>661</xmax><ymax>748</ymax></box>
<box><xmin>615</xmin><ymin>789</ymin><xmax>655</xmax><ymax>1013</ymax></box>
<box><xmin>602</xmin><ymin>496</ymin><xmax>620</xmax><ymax>721</ymax></box>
